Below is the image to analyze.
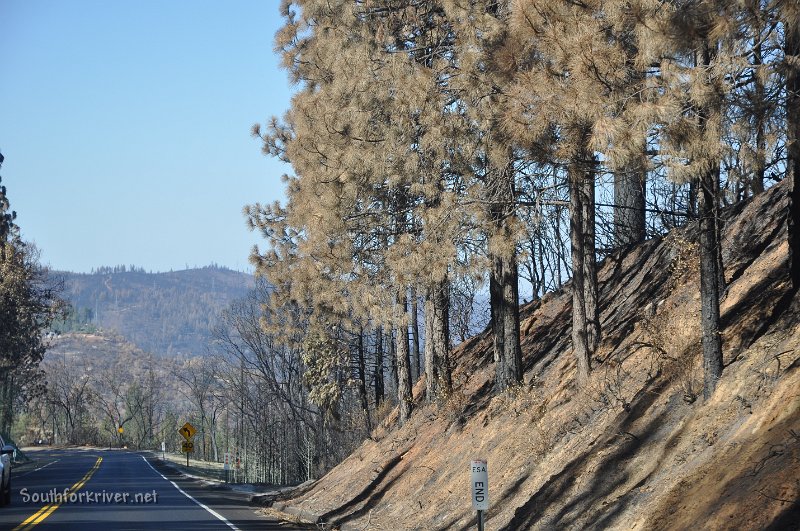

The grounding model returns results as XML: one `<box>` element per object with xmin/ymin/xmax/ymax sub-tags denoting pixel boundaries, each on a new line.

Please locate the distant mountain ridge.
<box><xmin>54</xmin><ymin>265</ymin><xmax>254</xmax><ymax>357</ymax></box>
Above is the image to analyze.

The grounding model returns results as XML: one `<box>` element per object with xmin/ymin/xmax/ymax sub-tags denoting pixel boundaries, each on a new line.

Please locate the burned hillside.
<box><xmin>269</xmin><ymin>181</ymin><xmax>799</xmax><ymax>530</ymax></box>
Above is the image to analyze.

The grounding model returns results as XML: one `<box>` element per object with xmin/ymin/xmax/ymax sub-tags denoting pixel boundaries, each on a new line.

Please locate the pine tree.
<box><xmin>254</xmin><ymin>0</ymin><xmax>465</xmax><ymax>420</ymax></box>
<box><xmin>395</xmin><ymin>293</ymin><xmax>413</xmax><ymax>422</ymax></box>
<box><xmin>506</xmin><ymin>0</ymin><xmax>637</xmax><ymax>383</ymax></box>
<box><xmin>0</xmin><ymin>152</ymin><xmax>62</xmax><ymax>433</ymax></box>
<box><xmin>359</xmin><ymin>0</ymin><xmax>463</xmax><ymax>402</ymax></box>
<box><xmin>0</xmin><ymin>151</ymin><xmax>15</xmax><ymax>253</ymax></box>
<box><xmin>444</xmin><ymin>0</ymin><xmax>524</xmax><ymax>391</ymax></box>
<box><xmin>568</xmin><ymin>131</ymin><xmax>596</xmax><ymax>383</ymax></box>
<box><xmin>784</xmin><ymin>2</ymin><xmax>800</xmax><ymax>292</ymax></box>
<box><xmin>697</xmin><ymin>32</ymin><xmax>725</xmax><ymax>398</ymax></box>
<box><xmin>657</xmin><ymin>0</ymin><xmax>738</xmax><ymax>398</ymax></box>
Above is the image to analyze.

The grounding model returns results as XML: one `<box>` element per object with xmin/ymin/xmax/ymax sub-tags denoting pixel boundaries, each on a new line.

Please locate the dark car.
<box><xmin>0</xmin><ymin>436</ymin><xmax>12</xmax><ymax>506</ymax></box>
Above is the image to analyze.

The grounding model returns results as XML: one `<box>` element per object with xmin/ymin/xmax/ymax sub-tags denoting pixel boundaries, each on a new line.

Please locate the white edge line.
<box><xmin>141</xmin><ymin>455</ymin><xmax>239</xmax><ymax>531</ymax></box>
<box><xmin>34</xmin><ymin>459</ymin><xmax>60</xmax><ymax>472</ymax></box>
<box><xmin>12</xmin><ymin>459</ymin><xmax>60</xmax><ymax>479</ymax></box>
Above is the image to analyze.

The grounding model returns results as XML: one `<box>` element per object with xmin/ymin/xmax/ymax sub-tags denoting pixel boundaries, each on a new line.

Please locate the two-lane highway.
<box><xmin>0</xmin><ymin>449</ymin><xmax>305</xmax><ymax>530</ymax></box>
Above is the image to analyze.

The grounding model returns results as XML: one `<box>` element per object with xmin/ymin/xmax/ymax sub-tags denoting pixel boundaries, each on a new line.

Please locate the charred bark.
<box><xmin>410</xmin><ymin>287</ymin><xmax>421</xmax><ymax>381</ymax></box>
<box><xmin>569</xmin><ymin>130</ymin><xmax>596</xmax><ymax>385</ymax></box>
<box><xmin>613</xmin><ymin>159</ymin><xmax>647</xmax><ymax>247</ymax></box>
<box><xmin>389</xmin><ymin>328</ymin><xmax>398</xmax><ymax>391</ymax></box>
<box><xmin>698</xmin><ymin>39</ymin><xmax>724</xmax><ymax>399</ymax></box>
<box><xmin>357</xmin><ymin>328</ymin><xmax>371</xmax><ymax>433</ymax></box>
<box><xmin>424</xmin><ymin>279</ymin><xmax>451</xmax><ymax>401</ymax></box>
<box><xmin>502</xmin><ymin>254</ymin><xmax>523</xmax><ymax>387</ymax></box>
<box><xmin>491</xmin><ymin>252</ymin><xmax>523</xmax><ymax>391</ymax></box>
<box><xmin>699</xmin><ymin>173</ymin><xmax>723</xmax><ymax>398</ymax></box>
<box><xmin>487</xmin><ymin>158</ymin><xmax>523</xmax><ymax>392</ymax></box>
<box><xmin>374</xmin><ymin>327</ymin><xmax>384</xmax><ymax>405</ymax></box>
<box><xmin>489</xmin><ymin>254</ymin><xmax>504</xmax><ymax>384</ymax></box>
<box><xmin>787</xmin><ymin>14</ymin><xmax>800</xmax><ymax>293</ymax></box>
<box><xmin>570</xmin><ymin>157</ymin><xmax>592</xmax><ymax>385</ymax></box>
<box><xmin>583</xmin><ymin>157</ymin><xmax>600</xmax><ymax>353</ymax></box>
<box><xmin>752</xmin><ymin>33</ymin><xmax>766</xmax><ymax>196</ymax></box>
<box><xmin>395</xmin><ymin>293</ymin><xmax>413</xmax><ymax>424</ymax></box>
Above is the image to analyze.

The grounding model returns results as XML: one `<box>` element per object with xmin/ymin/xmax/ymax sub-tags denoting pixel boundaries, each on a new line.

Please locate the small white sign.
<box><xmin>223</xmin><ymin>451</ymin><xmax>232</xmax><ymax>471</ymax></box>
<box><xmin>161</xmin><ymin>441</ymin><xmax>166</xmax><ymax>453</ymax></box>
<box><xmin>471</xmin><ymin>459</ymin><xmax>489</xmax><ymax>511</ymax></box>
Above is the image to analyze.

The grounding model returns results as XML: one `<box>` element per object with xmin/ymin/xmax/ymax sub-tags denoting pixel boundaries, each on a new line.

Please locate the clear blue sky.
<box><xmin>0</xmin><ymin>0</ymin><xmax>294</xmax><ymax>273</ymax></box>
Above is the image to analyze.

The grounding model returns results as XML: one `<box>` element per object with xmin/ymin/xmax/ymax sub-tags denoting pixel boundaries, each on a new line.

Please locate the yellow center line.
<box><xmin>13</xmin><ymin>456</ymin><xmax>103</xmax><ymax>531</ymax></box>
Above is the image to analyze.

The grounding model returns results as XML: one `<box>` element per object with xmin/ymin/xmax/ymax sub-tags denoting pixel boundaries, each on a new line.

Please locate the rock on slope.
<box><xmin>272</xmin><ymin>181</ymin><xmax>799</xmax><ymax>530</ymax></box>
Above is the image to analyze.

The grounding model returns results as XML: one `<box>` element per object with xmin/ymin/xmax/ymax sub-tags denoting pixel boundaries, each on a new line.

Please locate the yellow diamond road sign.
<box><xmin>179</xmin><ymin>422</ymin><xmax>197</xmax><ymax>441</ymax></box>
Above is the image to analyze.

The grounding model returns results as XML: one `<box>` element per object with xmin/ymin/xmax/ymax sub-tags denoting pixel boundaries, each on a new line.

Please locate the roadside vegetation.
<box><xmin>3</xmin><ymin>3</ymin><xmax>799</xmax><ymax>521</ymax></box>
<box><xmin>240</xmin><ymin>0</ymin><xmax>800</xmax><ymax>483</ymax></box>
<box><xmin>0</xmin><ymin>151</ymin><xmax>65</xmax><ymax>440</ymax></box>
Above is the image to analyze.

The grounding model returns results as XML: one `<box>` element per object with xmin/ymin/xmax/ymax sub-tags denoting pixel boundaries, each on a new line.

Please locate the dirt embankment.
<box><xmin>271</xmin><ymin>181</ymin><xmax>800</xmax><ymax>530</ymax></box>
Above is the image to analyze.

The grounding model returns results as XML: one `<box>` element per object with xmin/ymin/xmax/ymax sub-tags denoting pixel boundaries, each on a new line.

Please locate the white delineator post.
<box><xmin>471</xmin><ymin>459</ymin><xmax>489</xmax><ymax>530</ymax></box>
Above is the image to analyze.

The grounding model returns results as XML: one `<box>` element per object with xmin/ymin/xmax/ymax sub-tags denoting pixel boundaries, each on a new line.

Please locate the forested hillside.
<box><xmin>54</xmin><ymin>266</ymin><xmax>254</xmax><ymax>357</ymax></box>
<box><xmin>24</xmin><ymin>333</ymin><xmax>184</xmax><ymax>449</ymax></box>
<box><xmin>270</xmin><ymin>156</ymin><xmax>799</xmax><ymax>531</ymax></box>
<box><xmin>5</xmin><ymin>1</ymin><xmax>799</xmax><ymax>527</ymax></box>
<box><xmin>241</xmin><ymin>1</ymin><xmax>800</xmax><ymax>528</ymax></box>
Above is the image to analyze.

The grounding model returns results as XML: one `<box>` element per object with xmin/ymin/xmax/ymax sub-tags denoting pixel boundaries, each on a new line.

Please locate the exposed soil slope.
<box><xmin>272</xmin><ymin>181</ymin><xmax>799</xmax><ymax>530</ymax></box>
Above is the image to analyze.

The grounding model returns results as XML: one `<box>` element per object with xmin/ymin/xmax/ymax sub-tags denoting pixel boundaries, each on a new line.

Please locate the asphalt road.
<box><xmin>0</xmin><ymin>449</ymin><xmax>307</xmax><ymax>530</ymax></box>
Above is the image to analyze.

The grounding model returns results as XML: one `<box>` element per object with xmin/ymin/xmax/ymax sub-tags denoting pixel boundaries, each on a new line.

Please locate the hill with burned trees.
<box><xmin>53</xmin><ymin>265</ymin><xmax>253</xmax><ymax>357</ymax></box>
<box><xmin>266</xmin><ymin>174</ymin><xmax>799</xmax><ymax>529</ymax></box>
<box><xmin>241</xmin><ymin>3</ymin><xmax>800</xmax><ymax>528</ymax></box>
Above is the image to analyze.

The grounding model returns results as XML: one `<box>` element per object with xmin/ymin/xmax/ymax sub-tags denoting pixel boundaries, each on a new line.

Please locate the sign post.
<box><xmin>181</xmin><ymin>441</ymin><xmax>195</xmax><ymax>466</ymax></box>
<box><xmin>179</xmin><ymin>422</ymin><xmax>197</xmax><ymax>441</ymax></box>
<box><xmin>235</xmin><ymin>451</ymin><xmax>241</xmax><ymax>483</ymax></box>
<box><xmin>179</xmin><ymin>422</ymin><xmax>197</xmax><ymax>467</ymax></box>
<box><xmin>223</xmin><ymin>452</ymin><xmax>231</xmax><ymax>483</ymax></box>
<box><xmin>161</xmin><ymin>441</ymin><xmax>166</xmax><ymax>460</ymax></box>
<box><xmin>471</xmin><ymin>459</ymin><xmax>488</xmax><ymax>531</ymax></box>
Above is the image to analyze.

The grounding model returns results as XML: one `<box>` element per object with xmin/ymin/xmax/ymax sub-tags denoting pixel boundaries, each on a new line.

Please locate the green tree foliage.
<box><xmin>50</xmin><ymin>306</ymin><xmax>97</xmax><ymax>334</ymax></box>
